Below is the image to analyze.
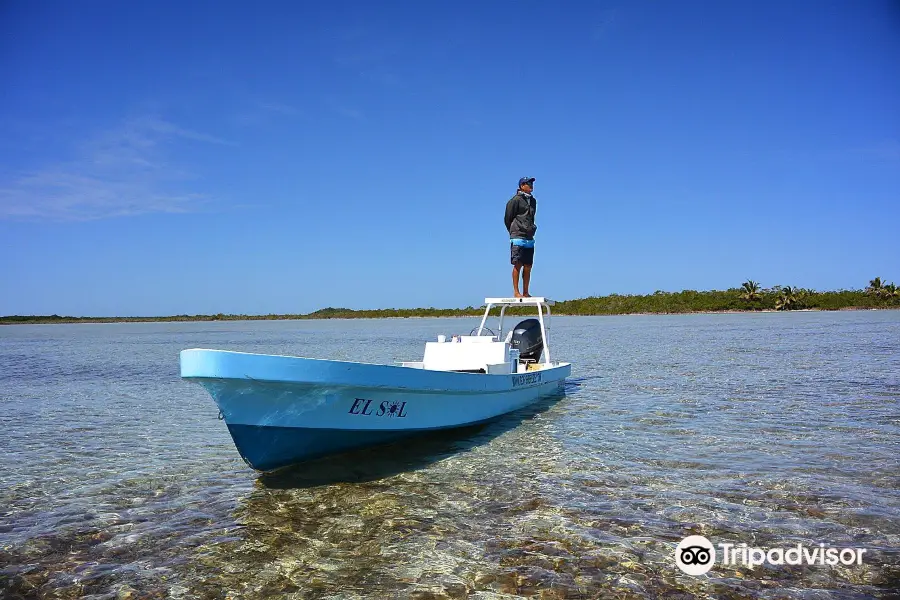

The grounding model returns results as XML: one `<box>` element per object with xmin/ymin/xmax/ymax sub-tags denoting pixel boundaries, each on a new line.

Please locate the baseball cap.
<box><xmin>518</xmin><ymin>177</ymin><xmax>536</xmax><ymax>186</ymax></box>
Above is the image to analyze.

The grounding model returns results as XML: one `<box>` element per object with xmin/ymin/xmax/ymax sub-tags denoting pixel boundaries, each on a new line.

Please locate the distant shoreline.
<box><xmin>3</xmin><ymin>307</ymin><xmax>898</xmax><ymax>326</ymax></box>
<box><xmin>3</xmin><ymin>287</ymin><xmax>898</xmax><ymax>325</ymax></box>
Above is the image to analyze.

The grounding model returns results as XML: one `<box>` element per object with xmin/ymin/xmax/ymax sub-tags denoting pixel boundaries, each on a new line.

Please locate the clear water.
<box><xmin>1</xmin><ymin>312</ymin><xmax>898</xmax><ymax>599</ymax></box>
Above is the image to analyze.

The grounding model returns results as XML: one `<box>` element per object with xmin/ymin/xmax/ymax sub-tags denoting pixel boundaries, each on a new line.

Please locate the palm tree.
<box><xmin>775</xmin><ymin>286</ymin><xmax>804</xmax><ymax>311</ymax></box>
<box><xmin>884</xmin><ymin>283</ymin><xmax>899</xmax><ymax>301</ymax></box>
<box><xmin>740</xmin><ymin>280</ymin><xmax>761</xmax><ymax>302</ymax></box>
<box><xmin>867</xmin><ymin>277</ymin><xmax>885</xmax><ymax>297</ymax></box>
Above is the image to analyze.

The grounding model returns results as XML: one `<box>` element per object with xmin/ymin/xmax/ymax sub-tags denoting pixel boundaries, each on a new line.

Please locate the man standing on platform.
<box><xmin>504</xmin><ymin>177</ymin><xmax>538</xmax><ymax>298</ymax></box>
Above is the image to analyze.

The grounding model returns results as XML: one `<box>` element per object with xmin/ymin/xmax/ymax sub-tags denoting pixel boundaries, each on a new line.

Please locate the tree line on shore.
<box><xmin>2</xmin><ymin>278</ymin><xmax>898</xmax><ymax>324</ymax></box>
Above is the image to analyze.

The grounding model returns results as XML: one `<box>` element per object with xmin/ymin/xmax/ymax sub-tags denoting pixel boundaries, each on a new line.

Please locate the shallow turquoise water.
<box><xmin>1</xmin><ymin>311</ymin><xmax>898</xmax><ymax>598</ymax></box>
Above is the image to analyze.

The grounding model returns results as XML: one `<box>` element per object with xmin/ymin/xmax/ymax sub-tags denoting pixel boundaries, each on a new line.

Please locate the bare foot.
<box><xmin>513</xmin><ymin>291</ymin><xmax>523</xmax><ymax>298</ymax></box>
<box><xmin>523</xmin><ymin>293</ymin><xmax>532</xmax><ymax>297</ymax></box>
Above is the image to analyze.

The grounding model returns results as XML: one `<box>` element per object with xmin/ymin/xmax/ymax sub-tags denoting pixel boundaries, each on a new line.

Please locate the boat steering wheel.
<box><xmin>469</xmin><ymin>327</ymin><xmax>496</xmax><ymax>337</ymax></box>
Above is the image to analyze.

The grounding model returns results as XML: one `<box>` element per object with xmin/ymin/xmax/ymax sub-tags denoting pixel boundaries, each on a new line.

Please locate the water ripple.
<box><xmin>1</xmin><ymin>312</ymin><xmax>898</xmax><ymax>598</ymax></box>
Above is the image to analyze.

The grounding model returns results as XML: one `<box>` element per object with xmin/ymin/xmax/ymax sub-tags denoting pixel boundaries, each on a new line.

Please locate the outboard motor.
<box><xmin>509</xmin><ymin>318</ymin><xmax>543</xmax><ymax>362</ymax></box>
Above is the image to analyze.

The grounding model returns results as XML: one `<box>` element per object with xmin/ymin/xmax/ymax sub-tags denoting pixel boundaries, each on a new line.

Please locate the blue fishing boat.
<box><xmin>180</xmin><ymin>297</ymin><xmax>571</xmax><ymax>471</ymax></box>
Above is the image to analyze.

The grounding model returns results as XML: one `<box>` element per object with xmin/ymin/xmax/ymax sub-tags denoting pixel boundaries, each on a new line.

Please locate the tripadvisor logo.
<box><xmin>674</xmin><ymin>536</ymin><xmax>868</xmax><ymax>575</ymax></box>
<box><xmin>675</xmin><ymin>536</ymin><xmax>716</xmax><ymax>575</ymax></box>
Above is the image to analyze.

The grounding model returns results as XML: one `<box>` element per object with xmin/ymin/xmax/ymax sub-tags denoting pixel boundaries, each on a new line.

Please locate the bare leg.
<box><xmin>511</xmin><ymin>264</ymin><xmax>522</xmax><ymax>297</ymax></box>
<box><xmin>522</xmin><ymin>264</ymin><xmax>532</xmax><ymax>297</ymax></box>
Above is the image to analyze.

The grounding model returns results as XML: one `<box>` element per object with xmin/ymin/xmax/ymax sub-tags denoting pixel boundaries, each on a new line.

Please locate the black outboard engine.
<box><xmin>510</xmin><ymin>318</ymin><xmax>543</xmax><ymax>362</ymax></box>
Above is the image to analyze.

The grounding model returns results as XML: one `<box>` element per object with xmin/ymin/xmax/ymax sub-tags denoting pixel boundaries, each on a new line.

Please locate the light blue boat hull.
<box><xmin>180</xmin><ymin>349</ymin><xmax>571</xmax><ymax>471</ymax></box>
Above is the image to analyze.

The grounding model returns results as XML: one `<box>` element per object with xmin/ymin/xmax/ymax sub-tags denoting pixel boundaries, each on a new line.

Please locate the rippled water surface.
<box><xmin>1</xmin><ymin>312</ymin><xmax>899</xmax><ymax>599</ymax></box>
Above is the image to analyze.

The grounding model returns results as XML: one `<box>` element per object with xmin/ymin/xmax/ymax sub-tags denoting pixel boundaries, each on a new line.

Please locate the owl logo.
<box><xmin>675</xmin><ymin>536</ymin><xmax>715</xmax><ymax>575</ymax></box>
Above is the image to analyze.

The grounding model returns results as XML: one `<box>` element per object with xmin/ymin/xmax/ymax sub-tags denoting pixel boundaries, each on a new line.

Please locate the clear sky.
<box><xmin>1</xmin><ymin>1</ymin><xmax>898</xmax><ymax>316</ymax></box>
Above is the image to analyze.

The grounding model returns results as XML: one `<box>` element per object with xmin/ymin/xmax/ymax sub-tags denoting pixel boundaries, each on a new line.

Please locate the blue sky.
<box><xmin>1</xmin><ymin>1</ymin><xmax>898</xmax><ymax>316</ymax></box>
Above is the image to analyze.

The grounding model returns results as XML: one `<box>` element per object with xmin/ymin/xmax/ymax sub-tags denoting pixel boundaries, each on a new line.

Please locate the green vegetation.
<box><xmin>549</xmin><ymin>283</ymin><xmax>896</xmax><ymax>315</ymax></box>
<box><xmin>739</xmin><ymin>280</ymin><xmax>761</xmax><ymax>302</ymax></box>
<box><xmin>3</xmin><ymin>278</ymin><xmax>898</xmax><ymax>324</ymax></box>
<box><xmin>866</xmin><ymin>277</ymin><xmax>900</xmax><ymax>300</ymax></box>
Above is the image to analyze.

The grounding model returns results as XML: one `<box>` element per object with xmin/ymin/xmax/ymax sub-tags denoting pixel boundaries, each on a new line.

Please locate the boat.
<box><xmin>179</xmin><ymin>297</ymin><xmax>571</xmax><ymax>471</ymax></box>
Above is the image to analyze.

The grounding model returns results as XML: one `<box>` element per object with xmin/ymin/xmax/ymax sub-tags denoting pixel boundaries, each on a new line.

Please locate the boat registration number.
<box><xmin>512</xmin><ymin>372</ymin><xmax>542</xmax><ymax>387</ymax></box>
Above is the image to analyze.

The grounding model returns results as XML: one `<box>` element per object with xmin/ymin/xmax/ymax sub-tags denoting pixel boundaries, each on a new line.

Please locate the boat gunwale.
<box><xmin>180</xmin><ymin>349</ymin><xmax>570</xmax><ymax>391</ymax></box>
